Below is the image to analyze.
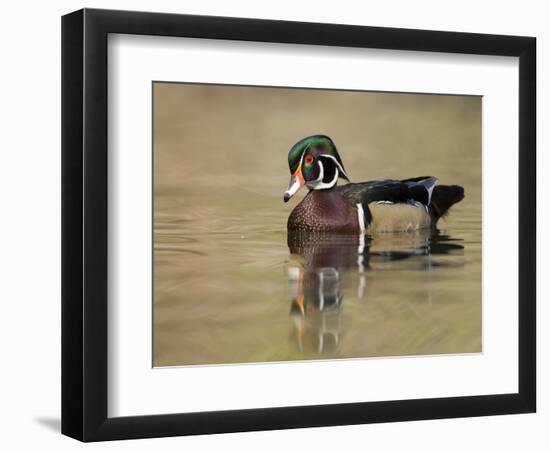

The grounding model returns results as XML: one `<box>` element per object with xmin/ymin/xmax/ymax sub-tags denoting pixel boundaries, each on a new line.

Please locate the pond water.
<box><xmin>153</xmin><ymin>193</ymin><xmax>481</xmax><ymax>367</ymax></box>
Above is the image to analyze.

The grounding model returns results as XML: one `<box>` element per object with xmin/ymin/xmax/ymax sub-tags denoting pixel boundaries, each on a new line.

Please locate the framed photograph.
<box><xmin>61</xmin><ymin>8</ymin><xmax>536</xmax><ymax>441</ymax></box>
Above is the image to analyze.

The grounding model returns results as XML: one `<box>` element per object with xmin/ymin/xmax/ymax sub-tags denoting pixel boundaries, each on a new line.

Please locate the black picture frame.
<box><xmin>62</xmin><ymin>8</ymin><xmax>536</xmax><ymax>442</ymax></box>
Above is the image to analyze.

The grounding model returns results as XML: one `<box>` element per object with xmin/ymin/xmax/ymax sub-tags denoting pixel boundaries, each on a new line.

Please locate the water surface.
<box><xmin>153</xmin><ymin>196</ymin><xmax>481</xmax><ymax>366</ymax></box>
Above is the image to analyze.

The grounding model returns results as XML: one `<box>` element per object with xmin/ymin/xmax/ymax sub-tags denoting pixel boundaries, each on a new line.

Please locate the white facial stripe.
<box><xmin>298</xmin><ymin>150</ymin><xmax>305</xmax><ymax>169</ymax></box>
<box><xmin>308</xmin><ymin>160</ymin><xmax>340</xmax><ymax>190</ymax></box>
<box><xmin>315</xmin><ymin>160</ymin><xmax>324</xmax><ymax>182</ymax></box>
<box><xmin>319</xmin><ymin>154</ymin><xmax>349</xmax><ymax>179</ymax></box>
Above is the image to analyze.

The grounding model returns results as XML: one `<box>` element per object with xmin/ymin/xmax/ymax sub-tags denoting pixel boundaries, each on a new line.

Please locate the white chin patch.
<box><xmin>311</xmin><ymin>161</ymin><xmax>339</xmax><ymax>190</ymax></box>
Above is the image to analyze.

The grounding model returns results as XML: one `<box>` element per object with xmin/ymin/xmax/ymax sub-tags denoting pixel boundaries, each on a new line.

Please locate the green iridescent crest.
<box><xmin>287</xmin><ymin>135</ymin><xmax>344</xmax><ymax>174</ymax></box>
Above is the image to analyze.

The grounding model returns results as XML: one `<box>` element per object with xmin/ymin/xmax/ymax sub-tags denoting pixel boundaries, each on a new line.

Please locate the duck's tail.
<box><xmin>430</xmin><ymin>185</ymin><xmax>465</xmax><ymax>223</ymax></box>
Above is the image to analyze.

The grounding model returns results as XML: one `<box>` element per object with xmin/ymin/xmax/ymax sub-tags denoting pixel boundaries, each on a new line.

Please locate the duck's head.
<box><xmin>283</xmin><ymin>135</ymin><xmax>350</xmax><ymax>202</ymax></box>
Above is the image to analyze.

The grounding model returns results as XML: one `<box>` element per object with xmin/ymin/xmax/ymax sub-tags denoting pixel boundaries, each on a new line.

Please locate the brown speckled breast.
<box><xmin>287</xmin><ymin>190</ymin><xmax>360</xmax><ymax>233</ymax></box>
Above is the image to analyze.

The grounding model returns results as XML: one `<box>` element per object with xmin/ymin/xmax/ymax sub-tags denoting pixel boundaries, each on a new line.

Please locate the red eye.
<box><xmin>304</xmin><ymin>154</ymin><xmax>314</xmax><ymax>165</ymax></box>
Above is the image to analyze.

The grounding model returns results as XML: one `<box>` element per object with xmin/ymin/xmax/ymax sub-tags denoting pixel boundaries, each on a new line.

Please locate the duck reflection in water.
<box><xmin>287</xmin><ymin>230</ymin><xmax>464</xmax><ymax>355</ymax></box>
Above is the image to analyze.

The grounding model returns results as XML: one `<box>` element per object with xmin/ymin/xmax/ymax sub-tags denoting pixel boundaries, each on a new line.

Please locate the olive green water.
<box><xmin>153</xmin><ymin>83</ymin><xmax>482</xmax><ymax>367</ymax></box>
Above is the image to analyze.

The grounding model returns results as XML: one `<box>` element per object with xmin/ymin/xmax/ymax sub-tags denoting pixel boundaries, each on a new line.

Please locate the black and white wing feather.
<box><xmin>337</xmin><ymin>176</ymin><xmax>438</xmax><ymax>207</ymax></box>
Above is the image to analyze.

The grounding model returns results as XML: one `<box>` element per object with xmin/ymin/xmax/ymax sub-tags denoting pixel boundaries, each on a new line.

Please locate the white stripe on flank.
<box><xmin>356</xmin><ymin>203</ymin><xmax>366</xmax><ymax>233</ymax></box>
<box><xmin>358</xmin><ymin>231</ymin><xmax>365</xmax><ymax>256</ymax></box>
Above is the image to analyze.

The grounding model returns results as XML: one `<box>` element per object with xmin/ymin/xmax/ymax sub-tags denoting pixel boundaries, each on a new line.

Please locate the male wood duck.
<box><xmin>284</xmin><ymin>135</ymin><xmax>464</xmax><ymax>234</ymax></box>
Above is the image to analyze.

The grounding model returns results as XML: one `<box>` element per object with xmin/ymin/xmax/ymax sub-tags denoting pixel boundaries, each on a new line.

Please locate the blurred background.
<box><xmin>153</xmin><ymin>82</ymin><xmax>481</xmax><ymax>367</ymax></box>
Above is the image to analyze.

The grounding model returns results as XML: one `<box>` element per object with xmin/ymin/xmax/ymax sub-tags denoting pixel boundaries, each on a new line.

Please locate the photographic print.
<box><xmin>153</xmin><ymin>82</ymin><xmax>481</xmax><ymax>367</ymax></box>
